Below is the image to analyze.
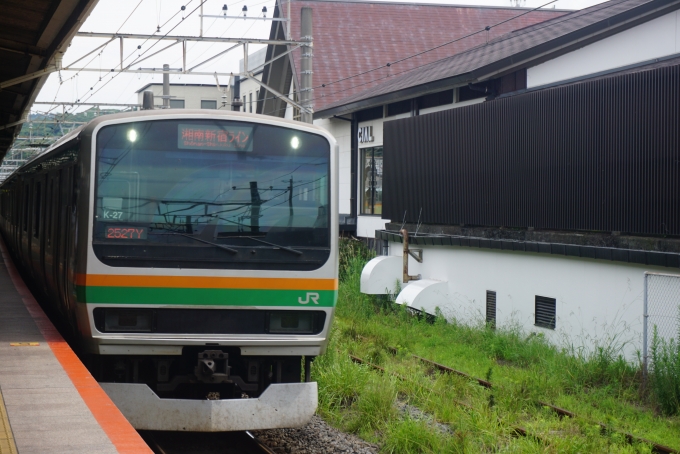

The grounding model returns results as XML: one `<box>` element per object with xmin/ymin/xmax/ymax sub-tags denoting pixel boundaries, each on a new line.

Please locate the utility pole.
<box><xmin>288</xmin><ymin>177</ymin><xmax>294</xmax><ymax>227</ymax></box>
<box><xmin>163</xmin><ymin>63</ymin><xmax>170</xmax><ymax>108</ymax></box>
<box><xmin>232</xmin><ymin>76</ymin><xmax>243</xmax><ymax>111</ymax></box>
<box><xmin>300</xmin><ymin>7</ymin><xmax>313</xmax><ymax>124</ymax></box>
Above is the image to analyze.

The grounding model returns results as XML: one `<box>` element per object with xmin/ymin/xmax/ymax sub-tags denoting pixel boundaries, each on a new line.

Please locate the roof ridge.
<box><xmin>446</xmin><ymin>0</ymin><xmax>652</xmax><ymax>65</ymax></box>
<box><xmin>291</xmin><ymin>0</ymin><xmax>574</xmax><ymax>11</ymax></box>
<box><xmin>316</xmin><ymin>0</ymin><xmax>674</xmax><ymax>115</ymax></box>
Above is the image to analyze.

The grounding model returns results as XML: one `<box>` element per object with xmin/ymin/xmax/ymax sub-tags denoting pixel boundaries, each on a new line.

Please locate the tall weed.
<box><xmin>339</xmin><ymin>237</ymin><xmax>374</xmax><ymax>282</ymax></box>
<box><xmin>650</xmin><ymin>316</ymin><xmax>680</xmax><ymax>415</ymax></box>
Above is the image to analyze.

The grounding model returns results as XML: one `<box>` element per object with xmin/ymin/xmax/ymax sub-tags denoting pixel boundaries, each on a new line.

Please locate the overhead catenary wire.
<box><xmin>64</xmin><ymin>0</ymin><xmax>208</xmax><ymax>115</ymax></box>
<box><xmin>30</xmin><ymin>1</ymin><xmax>205</xmax><ymax>151</ymax></box>
<box><xmin>175</xmin><ymin>0</ymin><xmax>274</xmax><ymax>69</ymax></box>
<box><xmin>59</xmin><ymin>0</ymin><xmax>199</xmax><ymax>117</ymax></box>
<box><xmin>47</xmin><ymin>0</ymin><xmax>589</xmax><ymax>120</ymax></box>
<box><xmin>256</xmin><ymin>0</ymin><xmax>563</xmax><ymax>116</ymax></box>
<box><xmin>304</xmin><ymin>0</ymin><xmax>633</xmax><ymax>99</ymax></box>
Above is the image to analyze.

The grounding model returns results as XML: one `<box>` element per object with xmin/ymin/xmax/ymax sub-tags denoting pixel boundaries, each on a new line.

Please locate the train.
<box><xmin>0</xmin><ymin>109</ymin><xmax>338</xmax><ymax>431</ymax></box>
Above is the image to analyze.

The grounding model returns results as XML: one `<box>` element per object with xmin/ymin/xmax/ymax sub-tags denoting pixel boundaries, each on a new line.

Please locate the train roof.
<box><xmin>2</xmin><ymin>110</ymin><xmax>334</xmax><ymax>183</ymax></box>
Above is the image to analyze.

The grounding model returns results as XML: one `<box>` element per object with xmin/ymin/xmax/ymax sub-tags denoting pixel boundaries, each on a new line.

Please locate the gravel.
<box><xmin>251</xmin><ymin>415</ymin><xmax>379</xmax><ymax>454</ymax></box>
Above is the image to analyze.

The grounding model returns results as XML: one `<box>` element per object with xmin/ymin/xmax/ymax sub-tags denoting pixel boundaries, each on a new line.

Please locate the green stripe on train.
<box><xmin>76</xmin><ymin>286</ymin><xmax>338</xmax><ymax>307</ymax></box>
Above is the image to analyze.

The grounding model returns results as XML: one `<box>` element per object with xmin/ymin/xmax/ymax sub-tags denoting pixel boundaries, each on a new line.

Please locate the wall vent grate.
<box><xmin>535</xmin><ymin>296</ymin><xmax>556</xmax><ymax>329</ymax></box>
<box><xmin>486</xmin><ymin>290</ymin><xmax>496</xmax><ymax>329</ymax></box>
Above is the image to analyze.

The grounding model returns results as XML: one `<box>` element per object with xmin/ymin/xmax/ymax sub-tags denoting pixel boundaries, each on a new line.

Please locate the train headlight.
<box><xmin>102</xmin><ymin>309</ymin><xmax>152</xmax><ymax>333</ymax></box>
<box><xmin>267</xmin><ymin>311</ymin><xmax>315</xmax><ymax>334</ymax></box>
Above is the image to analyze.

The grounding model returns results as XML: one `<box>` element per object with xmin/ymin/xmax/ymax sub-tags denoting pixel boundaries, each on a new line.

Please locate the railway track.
<box><xmin>140</xmin><ymin>429</ymin><xmax>276</xmax><ymax>454</ymax></box>
<box><xmin>350</xmin><ymin>336</ymin><xmax>679</xmax><ymax>453</ymax></box>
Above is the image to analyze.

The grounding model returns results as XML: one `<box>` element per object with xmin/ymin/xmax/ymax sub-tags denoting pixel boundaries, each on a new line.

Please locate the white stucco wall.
<box><xmin>527</xmin><ymin>10</ymin><xmax>680</xmax><ymax>88</ymax></box>
<box><xmin>386</xmin><ymin>242</ymin><xmax>674</xmax><ymax>359</ymax></box>
<box><xmin>314</xmin><ymin>118</ymin><xmax>352</xmax><ymax>214</ymax></box>
<box><xmin>238</xmin><ymin>75</ymin><xmax>263</xmax><ymax>114</ymax></box>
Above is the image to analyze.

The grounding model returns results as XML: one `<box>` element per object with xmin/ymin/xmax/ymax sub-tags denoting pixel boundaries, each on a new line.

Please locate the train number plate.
<box><xmin>106</xmin><ymin>226</ymin><xmax>148</xmax><ymax>240</ymax></box>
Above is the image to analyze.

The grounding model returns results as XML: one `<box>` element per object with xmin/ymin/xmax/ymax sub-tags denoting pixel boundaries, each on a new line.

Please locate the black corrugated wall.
<box><xmin>383</xmin><ymin>65</ymin><xmax>680</xmax><ymax>236</ymax></box>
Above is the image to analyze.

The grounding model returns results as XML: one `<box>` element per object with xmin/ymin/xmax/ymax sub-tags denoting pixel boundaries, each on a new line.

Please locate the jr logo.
<box><xmin>298</xmin><ymin>292</ymin><xmax>320</xmax><ymax>305</ymax></box>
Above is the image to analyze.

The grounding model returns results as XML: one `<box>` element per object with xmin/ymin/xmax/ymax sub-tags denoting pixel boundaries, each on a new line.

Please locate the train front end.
<box><xmin>76</xmin><ymin>111</ymin><xmax>337</xmax><ymax>431</ymax></box>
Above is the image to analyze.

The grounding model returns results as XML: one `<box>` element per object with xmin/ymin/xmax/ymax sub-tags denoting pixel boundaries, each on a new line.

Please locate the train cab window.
<box><xmin>92</xmin><ymin>119</ymin><xmax>331</xmax><ymax>270</ymax></box>
<box><xmin>33</xmin><ymin>182</ymin><xmax>41</xmax><ymax>238</ymax></box>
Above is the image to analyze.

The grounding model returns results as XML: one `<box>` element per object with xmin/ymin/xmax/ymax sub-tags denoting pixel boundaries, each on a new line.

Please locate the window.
<box><xmin>386</xmin><ymin>99</ymin><xmax>411</xmax><ymax>117</ymax></box>
<box><xmin>23</xmin><ymin>185</ymin><xmax>29</xmax><ymax>231</ymax></box>
<box><xmin>249</xmin><ymin>93</ymin><xmax>253</xmax><ymax>113</ymax></box>
<box><xmin>33</xmin><ymin>181</ymin><xmax>41</xmax><ymax>238</ymax></box>
<box><xmin>47</xmin><ymin>179</ymin><xmax>53</xmax><ymax>246</ymax></box>
<box><xmin>458</xmin><ymin>85</ymin><xmax>485</xmax><ymax>102</ymax></box>
<box><xmin>361</xmin><ymin>147</ymin><xmax>383</xmax><ymax>215</ymax></box>
<box><xmin>418</xmin><ymin>90</ymin><xmax>454</xmax><ymax>110</ymax></box>
<box><xmin>486</xmin><ymin>291</ymin><xmax>496</xmax><ymax>329</ymax></box>
<box><xmin>92</xmin><ymin>119</ymin><xmax>331</xmax><ymax>271</ymax></box>
<box><xmin>242</xmin><ymin>96</ymin><xmax>246</xmax><ymax>112</ymax></box>
<box><xmin>169</xmin><ymin>99</ymin><xmax>185</xmax><ymax>109</ymax></box>
<box><xmin>535</xmin><ymin>296</ymin><xmax>556</xmax><ymax>329</ymax></box>
<box><xmin>201</xmin><ymin>100</ymin><xmax>217</xmax><ymax>109</ymax></box>
<box><xmin>355</xmin><ymin>106</ymin><xmax>383</xmax><ymax>122</ymax></box>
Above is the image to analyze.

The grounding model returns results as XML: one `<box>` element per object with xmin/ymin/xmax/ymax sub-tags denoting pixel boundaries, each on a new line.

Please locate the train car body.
<box><xmin>0</xmin><ymin>110</ymin><xmax>338</xmax><ymax>431</ymax></box>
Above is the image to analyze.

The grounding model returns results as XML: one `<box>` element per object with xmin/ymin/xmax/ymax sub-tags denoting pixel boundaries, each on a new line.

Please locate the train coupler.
<box><xmin>194</xmin><ymin>350</ymin><xmax>231</xmax><ymax>381</ymax></box>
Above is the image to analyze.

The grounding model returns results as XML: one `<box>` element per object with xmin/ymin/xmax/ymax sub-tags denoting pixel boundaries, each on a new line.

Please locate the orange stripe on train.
<box><xmin>76</xmin><ymin>274</ymin><xmax>339</xmax><ymax>291</ymax></box>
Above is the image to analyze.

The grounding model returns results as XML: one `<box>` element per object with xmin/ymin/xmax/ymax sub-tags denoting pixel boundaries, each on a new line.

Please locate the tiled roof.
<box><xmin>282</xmin><ymin>0</ymin><xmax>567</xmax><ymax>114</ymax></box>
<box><xmin>317</xmin><ymin>0</ymin><xmax>680</xmax><ymax>116</ymax></box>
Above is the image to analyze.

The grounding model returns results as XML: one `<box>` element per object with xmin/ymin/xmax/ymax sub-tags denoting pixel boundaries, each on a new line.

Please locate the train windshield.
<box><xmin>92</xmin><ymin>119</ymin><xmax>331</xmax><ymax>270</ymax></box>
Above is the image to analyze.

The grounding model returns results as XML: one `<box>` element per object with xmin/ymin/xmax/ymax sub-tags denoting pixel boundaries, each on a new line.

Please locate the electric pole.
<box><xmin>163</xmin><ymin>63</ymin><xmax>170</xmax><ymax>108</ymax></box>
<box><xmin>300</xmin><ymin>8</ymin><xmax>313</xmax><ymax>124</ymax></box>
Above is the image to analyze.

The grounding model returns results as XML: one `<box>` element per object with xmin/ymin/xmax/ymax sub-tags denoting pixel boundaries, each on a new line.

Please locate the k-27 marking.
<box><xmin>298</xmin><ymin>292</ymin><xmax>320</xmax><ymax>305</ymax></box>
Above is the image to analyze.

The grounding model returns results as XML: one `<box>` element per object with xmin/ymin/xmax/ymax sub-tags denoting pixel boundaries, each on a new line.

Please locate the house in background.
<box><xmin>352</xmin><ymin>0</ymin><xmax>680</xmax><ymax>359</ymax></box>
<box><xmin>257</xmin><ymin>0</ymin><xmax>568</xmax><ymax>231</ymax></box>
<box><xmin>237</xmin><ymin>48</ymin><xmax>267</xmax><ymax>114</ymax></box>
<box><xmin>311</xmin><ymin>0</ymin><xmax>680</xmax><ymax>239</ymax></box>
<box><xmin>135</xmin><ymin>83</ymin><xmax>227</xmax><ymax>110</ymax></box>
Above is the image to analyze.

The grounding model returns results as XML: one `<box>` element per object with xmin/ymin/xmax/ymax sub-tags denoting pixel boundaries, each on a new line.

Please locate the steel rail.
<box><xmin>245</xmin><ymin>431</ymin><xmax>278</xmax><ymax>454</ymax></box>
<box><xmin>373</xmin><ymin>340</ymin><xmax>679</xmax><ymax>454</ymax></box>
<box><xmin>346</xmin><ymin>353</ymin><xmax>545</xmax><ymax>443</ymax></box>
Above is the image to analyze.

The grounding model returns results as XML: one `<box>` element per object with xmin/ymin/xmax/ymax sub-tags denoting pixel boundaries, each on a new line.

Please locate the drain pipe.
<box><xmin>401</xmin><ymin>229</ymin><xmax>422</xmax><ymax>283</ymax></box>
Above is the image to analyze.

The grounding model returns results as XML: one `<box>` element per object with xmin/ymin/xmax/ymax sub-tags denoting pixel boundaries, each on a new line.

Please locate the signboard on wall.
<box><xmin>358</xmin><ymin>125</ymin><xmax>374</xmax><ymax>144</ymax></box>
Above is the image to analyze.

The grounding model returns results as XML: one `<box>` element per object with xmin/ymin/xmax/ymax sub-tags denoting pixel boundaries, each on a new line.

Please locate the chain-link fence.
<box><xmin>643</xmin><ymin>272</ymin><xmax>680</xmax><ymax>375</ymax></box>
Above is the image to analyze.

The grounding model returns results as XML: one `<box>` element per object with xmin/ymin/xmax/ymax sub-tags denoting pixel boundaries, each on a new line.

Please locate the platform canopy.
<box><xmin>0</xmin><ymin>0</ymin><xmax>100</xmax><ymax>160</ymax></box>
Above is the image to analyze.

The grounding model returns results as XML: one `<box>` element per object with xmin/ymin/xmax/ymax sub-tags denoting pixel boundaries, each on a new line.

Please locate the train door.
<box><xmin>56</xmin><ymin>165</ymin><xmax>77</xmax><ymax>328</ymax></box>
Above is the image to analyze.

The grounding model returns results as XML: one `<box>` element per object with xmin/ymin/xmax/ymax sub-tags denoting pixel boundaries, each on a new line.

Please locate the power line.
<box><xmin>261</xmin><ymin>0</ymin><xmax>562</xmax><ymax>109</ymax></box>
<box><xmin>64</xmin><ymin>1</ymin><xmax>208</xmax><ymax>114</ymax></box>
<box><xmin>117</xmin><ymin>0</ymin><xmax>147</xmax><ymax>33</ymax></box>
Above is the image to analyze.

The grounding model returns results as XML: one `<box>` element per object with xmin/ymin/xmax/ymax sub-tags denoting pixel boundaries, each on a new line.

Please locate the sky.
<box><xmin>34</xmin><ymin>0</ymin><xmax>609</xmax><ymax>117</ymax></box>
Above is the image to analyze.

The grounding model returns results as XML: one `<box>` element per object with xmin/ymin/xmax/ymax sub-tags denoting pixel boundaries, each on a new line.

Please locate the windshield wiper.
<box><xmin>154</xmin><ymin>232</ymin><xmax>238</xmax><ymax>254</ymax></box>
<box><xmin>237</xmin><ymin>236</ymin><xmax>303</xmax><ymax>256</ymax></box>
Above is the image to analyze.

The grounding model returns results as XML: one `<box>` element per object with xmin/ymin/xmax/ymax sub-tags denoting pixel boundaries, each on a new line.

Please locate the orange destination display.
<box><xmin>177</xmin><ymin>124</ymin><xmax>253</xmax><ymax>151</ymax></box>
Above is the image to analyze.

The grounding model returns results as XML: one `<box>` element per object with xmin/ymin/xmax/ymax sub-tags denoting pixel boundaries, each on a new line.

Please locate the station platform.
<box><xmin>0</xmin><ymin>240</ymin><xmax>151</xmax><ymax>454</ymax></box>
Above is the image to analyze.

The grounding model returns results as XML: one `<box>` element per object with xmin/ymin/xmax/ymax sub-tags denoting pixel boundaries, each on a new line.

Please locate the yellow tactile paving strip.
<box><xmin>0</xmin><ymin>389</ymin><xmax>17</xmax><ymax>454</ymax></box>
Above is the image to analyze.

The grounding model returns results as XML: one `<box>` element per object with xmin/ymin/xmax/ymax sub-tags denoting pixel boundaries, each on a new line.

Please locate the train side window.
<box><xmin>33</xmin><ymin>181</ymin><xmax>42</xmax><ymax>238</ymax></box>
<box><xmin>46</xmin><ymin>179</ymin><xmax>53</xmax><ymax>246</ymax></box>
<box><xmin>23</xmin><ymin>185</ymin><xmax>29</xmax><ymax>232</ymax></box>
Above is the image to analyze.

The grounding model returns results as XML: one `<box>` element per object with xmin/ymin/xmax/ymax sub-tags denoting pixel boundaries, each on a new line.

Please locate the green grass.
<box><xmin>313</xmin><ymin>248</ymin><xmax>680</xmax><ymax>453</ymax></box>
